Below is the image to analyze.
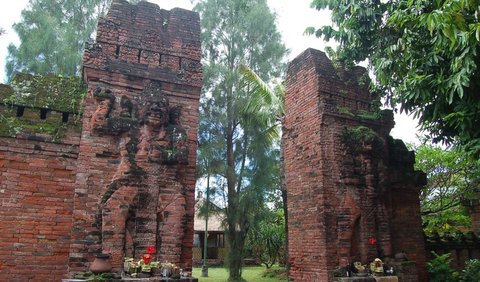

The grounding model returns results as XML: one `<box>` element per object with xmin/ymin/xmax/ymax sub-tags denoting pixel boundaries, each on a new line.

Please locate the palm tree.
<box><xmin>239</xmin><ymin>64</ymin><xmax>284</xmax><ymax>141</ymax></box>
<box><xmin>239</xmin><ymin>64</ymin><xmax>289</xmax><ymax>274</ymax></box>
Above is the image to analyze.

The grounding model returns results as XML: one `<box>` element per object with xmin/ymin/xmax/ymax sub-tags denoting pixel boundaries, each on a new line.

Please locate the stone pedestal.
<box><xmin>335</xmin><ymin>277</ymin><xmax>398</xmax><ymax>282</ymax></box>
<box><xmin>335</xmin><ymin>277</ymin><xmax>376</xmax><ymax>282</ymax></box>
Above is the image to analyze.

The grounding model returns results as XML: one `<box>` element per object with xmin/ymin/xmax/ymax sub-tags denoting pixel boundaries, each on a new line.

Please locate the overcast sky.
<box><xmin>0</xmin><ymin>0</ymin><xmax>419</xmax><ymax>143</ymax></box>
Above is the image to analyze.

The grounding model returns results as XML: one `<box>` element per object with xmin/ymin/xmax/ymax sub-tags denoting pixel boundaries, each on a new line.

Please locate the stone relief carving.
<box><xmin>91</xmin><ymin>87</ymin><xmax>115</xmax><ymax>132</ymax></box>
<box><xmin>90</xmin><ymin>82</ymin><xmax>188</xmax><ymax>165</ymax></box>
<box><xmin>90</xmin><ymin>81</ymin><xmax>189</xmax><ymax>269</ymax></box>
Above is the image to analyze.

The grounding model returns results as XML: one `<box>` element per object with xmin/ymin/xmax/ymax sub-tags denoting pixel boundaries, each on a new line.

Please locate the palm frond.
<box><xmin>240</xmin><ymin>65</ymin><xmax>283</xmax><ymax>116</ymax></box>
<box><xmin>239</xmin><ymin>64</ymin><xmax>284</xmax><ymax>144</ymax></box>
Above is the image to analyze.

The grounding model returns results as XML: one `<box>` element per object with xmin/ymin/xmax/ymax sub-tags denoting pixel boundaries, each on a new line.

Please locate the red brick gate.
<box><xmin>283</xmin><ymin>49</ymin><xmax>427</xmax><ymax>282</ymax></box>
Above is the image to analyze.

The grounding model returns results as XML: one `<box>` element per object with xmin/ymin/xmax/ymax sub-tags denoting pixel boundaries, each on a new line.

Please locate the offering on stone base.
<box><xmin>370</xmin><ymin>258</ymin><xmax>384</xmax><ymax>274</ymax></box>
<box><xmin>124</xmin><ymin>257</ymin><xmax>134</xmax><ymax>274</ymax></box>
<box><xmin>354</xmin><ymin>261</ymin><xmax>367</xmax><ymax>275</ymax></box>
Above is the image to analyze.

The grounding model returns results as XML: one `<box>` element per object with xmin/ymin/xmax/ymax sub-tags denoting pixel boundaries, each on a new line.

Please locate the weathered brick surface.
<box><xmin>70</xmin><ymin>0</ymin><xmax>201</xmax><ymax>275</ymax></box>
<box><xmin>0</xmin><ymin>137</ymin><xmax>79</xmax><ymax>282</ymax></box>
<box><xmin>283</xmin><ymin>49</ymin><xmax>427</xmax><ymax>282</ymax></box>
<box><xmin>0</xmin><ymin>1</ymin><xmax>201</xmax><ymax>280</ymax></box>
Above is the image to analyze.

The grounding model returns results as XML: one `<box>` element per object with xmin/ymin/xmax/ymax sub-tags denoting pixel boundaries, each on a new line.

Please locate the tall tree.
<box><xmin>240</xmin><ymin>64</ymin><xmax>289</xmax><ymax>270</ymax></box>
<box><xmin>307</xmin><ymin>0</ymin><xmax>480</xmax><ymax>159</ymax></box>
<box><xmin>5</xmin><ymin>0</ymin><xmax>139</xmax><ymax>81</ymax></box>
<box><xmin>196</xmin><ymin>91</ymin><xmax>227</xmax><ymax>277</ymax></box>
<box><xmin>194</xmin><ymin>0</ymin><xmax>286</xmax><ymax>280</ymax></box>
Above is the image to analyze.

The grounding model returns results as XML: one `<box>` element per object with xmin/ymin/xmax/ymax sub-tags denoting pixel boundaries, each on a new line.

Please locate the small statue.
<box><xmin>353</xmin><ymin>261</ymin><xmax>368</xmax><ymax>276</ymax></box>
<box><xmin>370</xmin><ymin>258</ymin><xmax>384</xmax><ymax>275</ymax></box>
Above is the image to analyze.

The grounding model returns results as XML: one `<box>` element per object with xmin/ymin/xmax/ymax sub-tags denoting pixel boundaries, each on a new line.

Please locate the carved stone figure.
<box><xmin>91</xmin><ymin>81</ymin><xmax>189</xmax><ymax>270</ymax></box>
<box><xmin>90</xmin><ymin>88</ymin><xmax>115</xmax><ymax>131</ymax></box>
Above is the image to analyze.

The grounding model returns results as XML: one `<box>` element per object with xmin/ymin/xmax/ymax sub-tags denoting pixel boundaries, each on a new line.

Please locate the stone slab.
<box><xmin>335</xmin><ymin>276</ymin><xmax>398</xmax><ymax>282</ymax></box>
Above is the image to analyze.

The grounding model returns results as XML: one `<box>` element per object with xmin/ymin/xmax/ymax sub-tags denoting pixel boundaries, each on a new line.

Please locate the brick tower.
<box><xmin>283</xmin><ymin>49</ymin><xmax>427</xmax><ymax>281</ymax></box>
<box><xmin>69</xmin><ymin>0</ymin><xmax>201</xmax><ymax>272</ymax></box>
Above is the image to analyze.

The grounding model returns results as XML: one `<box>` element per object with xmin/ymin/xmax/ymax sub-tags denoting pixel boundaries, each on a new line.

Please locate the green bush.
<box><xmin>461</xmin><ymin>259</ymin><xmax>480</xmax><ymax>282</ymax></box>
<box><xmin>246</xmin><ymin>211</ymin><xmax>286</xmax><ymax>269</ymax></box>
<box><xmin>427</xmin><ymin>252</ymin><xmax>460</xmax><ymax>282</ymax></box>
<box><xmin>262</xmin><ymin>267</ymin><xmax>287</xmax><ymax>279</ymax></box>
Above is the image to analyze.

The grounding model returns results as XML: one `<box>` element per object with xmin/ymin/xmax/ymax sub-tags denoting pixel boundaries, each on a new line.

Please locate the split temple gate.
<box><xmin>2</xmin><ymin>1</ymin><xmax>470</xmax><ymax>282</ymax></box>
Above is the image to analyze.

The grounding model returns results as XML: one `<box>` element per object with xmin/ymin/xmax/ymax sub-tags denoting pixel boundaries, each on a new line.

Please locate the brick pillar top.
<box><xmin>83</xmin><ymin>0</ymin><xmax>202</xmax><ymax>89</ymax></box>
<box><xmin>287</xmin><ymin>48</ymin><xmax>337</xmax><ymax>78</ymax></box>
<box><xmin>287</xmin><ymin>48</ymin><xmax>376</xmax><ymax>115</ymax></box>
<box><xmin>286</xmin><ymin>48</ymin><xmax>395</xmax><ymax>138</ymax></box>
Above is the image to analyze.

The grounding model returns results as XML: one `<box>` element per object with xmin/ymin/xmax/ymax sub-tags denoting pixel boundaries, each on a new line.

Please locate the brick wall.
<box><xmin>284</xmin><ymin>49</ymin><xmax>427</xmax><ymax>281</ymax></box>
<box><xmin>426</xmin><ymin>232</ymin><xmax>480</xmax><ymax>271</ymax></box>
<box><xmin>0</xmin><ymin>136</ymin><xmax>79</xmax><ymax>281</ymax></box>
<box><xmin>466</xmin><ymin>197</ymin><xmax>480</xmax><ymax>235</ymax></box>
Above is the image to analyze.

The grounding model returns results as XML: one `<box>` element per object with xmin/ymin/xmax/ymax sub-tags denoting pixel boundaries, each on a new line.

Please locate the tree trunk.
<box><xmin>225</xmin><ymin>79</ymin><xmax>244</xmax><ymax>280</ymax></box>
<box><xmin>281</xmin><ymin>122</ymin><xmax>290</xmax><ymax>280</ymax></box>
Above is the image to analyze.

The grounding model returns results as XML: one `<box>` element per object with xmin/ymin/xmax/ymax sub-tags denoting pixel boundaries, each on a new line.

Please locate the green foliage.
<box><xmin>194</xmin><ymin>0</ymin><xmax>286</xmax><ymax>280</ymax></box>
<box><xmin>411</xmin><ymin>142</ymin><xmax>477</xmax><ymax>235</ymax></box>
<box><xmin>342</xmin><ymin>126</ymin><xmax>384</xmax><ymax>154</ymax></box>
<box><xmin>192</xmin><ymin>266</ymin><xmax>287</xmax><ymax>282</ymax></box>
<box><xmin>246</xmin><ymin>209</ymin><xmax>286</xmax><ymax>268</ymax></box>
<box><xmin>428</xmin><ymin>254</ymin><xmax>480</xmax><ymax>282</ymax></box>
<box><xmin>461</xmin><ymin>259</ymin><xmax>480</xmax><ymax>282</ymax></box>
<box><xmin>261</xmin><ymin>267</ymin><xmax>287</xmax><ymax>279</ymax></box>
<box><xmin>427</xmin><ymin>252</ymin><xmax>460</xmax><ymax>282</ymax></box>
<box><xmin>309</xmin><ymin>0</ymin><xmax>480</xmax><ymax>159</ymax></box>
<box><xmin>5</xmin><ymin>0</ymin><xmax>138</xmax><ymax>81</ymax></box>
<box><xmin>1</xmin><ymin>73</ymin><xmax>85</xmax><ymax>113</ymax></box>
<box><xmin>239</xmin><ymin>64</ymin><xmax>284</xmax><ymax>142</ymax></box>
<box><xmin>5</xmin><ymin>0</ymin><xmax>113</xmax><ymax>81</ymax></box>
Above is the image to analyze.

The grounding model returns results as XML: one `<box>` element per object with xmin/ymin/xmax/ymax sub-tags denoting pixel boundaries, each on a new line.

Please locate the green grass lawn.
<box><xmin>192</xmin><ymin>266</ymin><xmax>287</xmax><ymax>282</ymax></box>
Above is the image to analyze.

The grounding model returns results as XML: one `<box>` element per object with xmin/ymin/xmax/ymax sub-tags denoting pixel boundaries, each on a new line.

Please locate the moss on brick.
<box><xmin>0</xmin><ymin>84</ymin><xmax>15</xmax><ymax>99</ymax></box>
<box><xmin>342</xmin><ymin>125</ymin><xmax>385</xmax><ymax>154</ymax></box>
<box><xmin>0</xmin><ymin>73</ymin><xmax>85</xmax><ymax>141</ymax></box>
<box><xmin>0</xmin><ymin>107</ymin><xmax>81</xmax><ymax>141</ymax></box>
<box><xmin>1</xmin><ymin>73</ymin><xmax>85</xmax><ymax>113</ymax></box>
<box><xmin>356</xmin><ymin>110</ymin><xmax>382</xmax><ymax>121</ymax></box>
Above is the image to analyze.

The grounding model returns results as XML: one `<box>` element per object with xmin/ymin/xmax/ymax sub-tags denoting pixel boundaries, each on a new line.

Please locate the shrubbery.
<box><xmin>427</xmin><ymin>252</ymin><xmax>480</xmax><ymax>282</ymax></box>
<box><xmin>461</xmin><ymin>259</ymin><xmax>480</xmax><ymax>282</ymax></box>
